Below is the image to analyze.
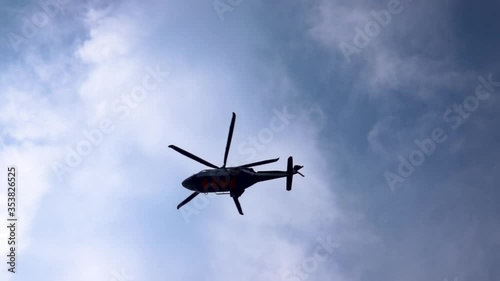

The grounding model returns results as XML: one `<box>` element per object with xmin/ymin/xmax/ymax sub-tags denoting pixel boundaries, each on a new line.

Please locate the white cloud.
<box><xmin>0</xmin><ymin>2</ymin><xmax>354</xmax><ymax>281</ymax></box>
<box><xmin>308</xmin><ymin>0</ymin><xmax>475</xmax><ymax>98</ymax></box>
<box><xmin>76</xmin><ymin>9</ymin><xmax>141</xmax><ymax>64</ymax></box>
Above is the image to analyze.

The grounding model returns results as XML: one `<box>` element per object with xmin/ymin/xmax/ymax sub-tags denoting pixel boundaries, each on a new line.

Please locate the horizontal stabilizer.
<box><xmin>286</xmin><ymin>156</ymin><xmax>293</xmax><ymax>191</ymax></box>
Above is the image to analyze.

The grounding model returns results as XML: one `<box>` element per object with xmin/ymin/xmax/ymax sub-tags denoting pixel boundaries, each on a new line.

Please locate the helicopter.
<box><xmin>169</xmin><ymin>112</ymin><xmax>304</xmax><ymax>215</ymax></box>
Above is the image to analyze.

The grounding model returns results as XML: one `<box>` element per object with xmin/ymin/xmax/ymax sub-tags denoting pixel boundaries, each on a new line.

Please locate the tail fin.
<box><xmin>286</xmin><ymin>157</ymin><xmax>304</xmax><ymax>191</ymax></box>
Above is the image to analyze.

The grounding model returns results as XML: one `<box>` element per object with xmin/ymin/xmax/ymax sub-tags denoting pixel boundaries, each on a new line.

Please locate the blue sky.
<box><xmin>0</xmin><ymin>0</ymin><xmax>499</xmax><ymax>280</ymax></box>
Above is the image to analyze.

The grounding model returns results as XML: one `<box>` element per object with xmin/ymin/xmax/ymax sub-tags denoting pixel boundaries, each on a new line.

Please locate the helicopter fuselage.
<box><xmin>181</xmin><ymin>167</ymin><xmax>289</xmax><ymax>194</ymax></box>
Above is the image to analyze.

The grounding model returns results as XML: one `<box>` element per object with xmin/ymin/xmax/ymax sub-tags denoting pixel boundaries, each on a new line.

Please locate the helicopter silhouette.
<box><xmin>169</xmin><ymin>112</ymin><xmax>304</xmax><ymax>215</ymax></box>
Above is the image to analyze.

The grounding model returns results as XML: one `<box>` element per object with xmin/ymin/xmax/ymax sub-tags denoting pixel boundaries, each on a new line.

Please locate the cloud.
<box><xmin>1</xmin><ymin>1</ymin><xmax>347</xmax><ymax>280</ymax></box>
<box><xmin>0</xmin><ymin>2</ymin><xmax>158</xmax><ymax>280</ymax></box>
<box><xmin>76</xmin><ymin>11</ymin><xmax>140</xmax><ymax>64</ymax></box>
<box><xmin>3</xmin><ymin>0</ymin><xmax>498</xmax><ymax>281</ymax></box>
<box><xmin>304</xmin><ymin>0</ymin><xmax>500</xmax><ymax>280</ymax></box>
<box><xmin>308</xmin><ymin>0</ymin><xmax>475</xmax><ymax>98</ymax></box>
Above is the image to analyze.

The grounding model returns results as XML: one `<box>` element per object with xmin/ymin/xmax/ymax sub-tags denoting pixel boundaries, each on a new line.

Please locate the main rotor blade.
<box><xmin>237</xmin><ymin>158</ymin><xmax>280</xmax><ymax>168</ymax></box>
<box><xmin>169</xmin><ymin>145</ymin><xmax>218</xmax><ymax>169</ymax></box>
<box><xmin>232</xmin><ymin>196</ymin><xmax>244</xmax><ymax>215</ymax></box>
<box><xmin>223</xmin><ymin>112</ymin><xmax>236</xmax><ymax>168</ymax></box>
<box><xmin>177</xmin><ymin>192</ymin><xmax>199</xmax><ymax>209</ymax></box>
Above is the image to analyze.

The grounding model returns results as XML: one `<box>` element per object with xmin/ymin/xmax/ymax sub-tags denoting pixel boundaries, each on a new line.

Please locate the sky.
<box><xmin>0</xmin><ymin>0</ymin><xmax>499</xmax><ymax>280</ymax></box>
